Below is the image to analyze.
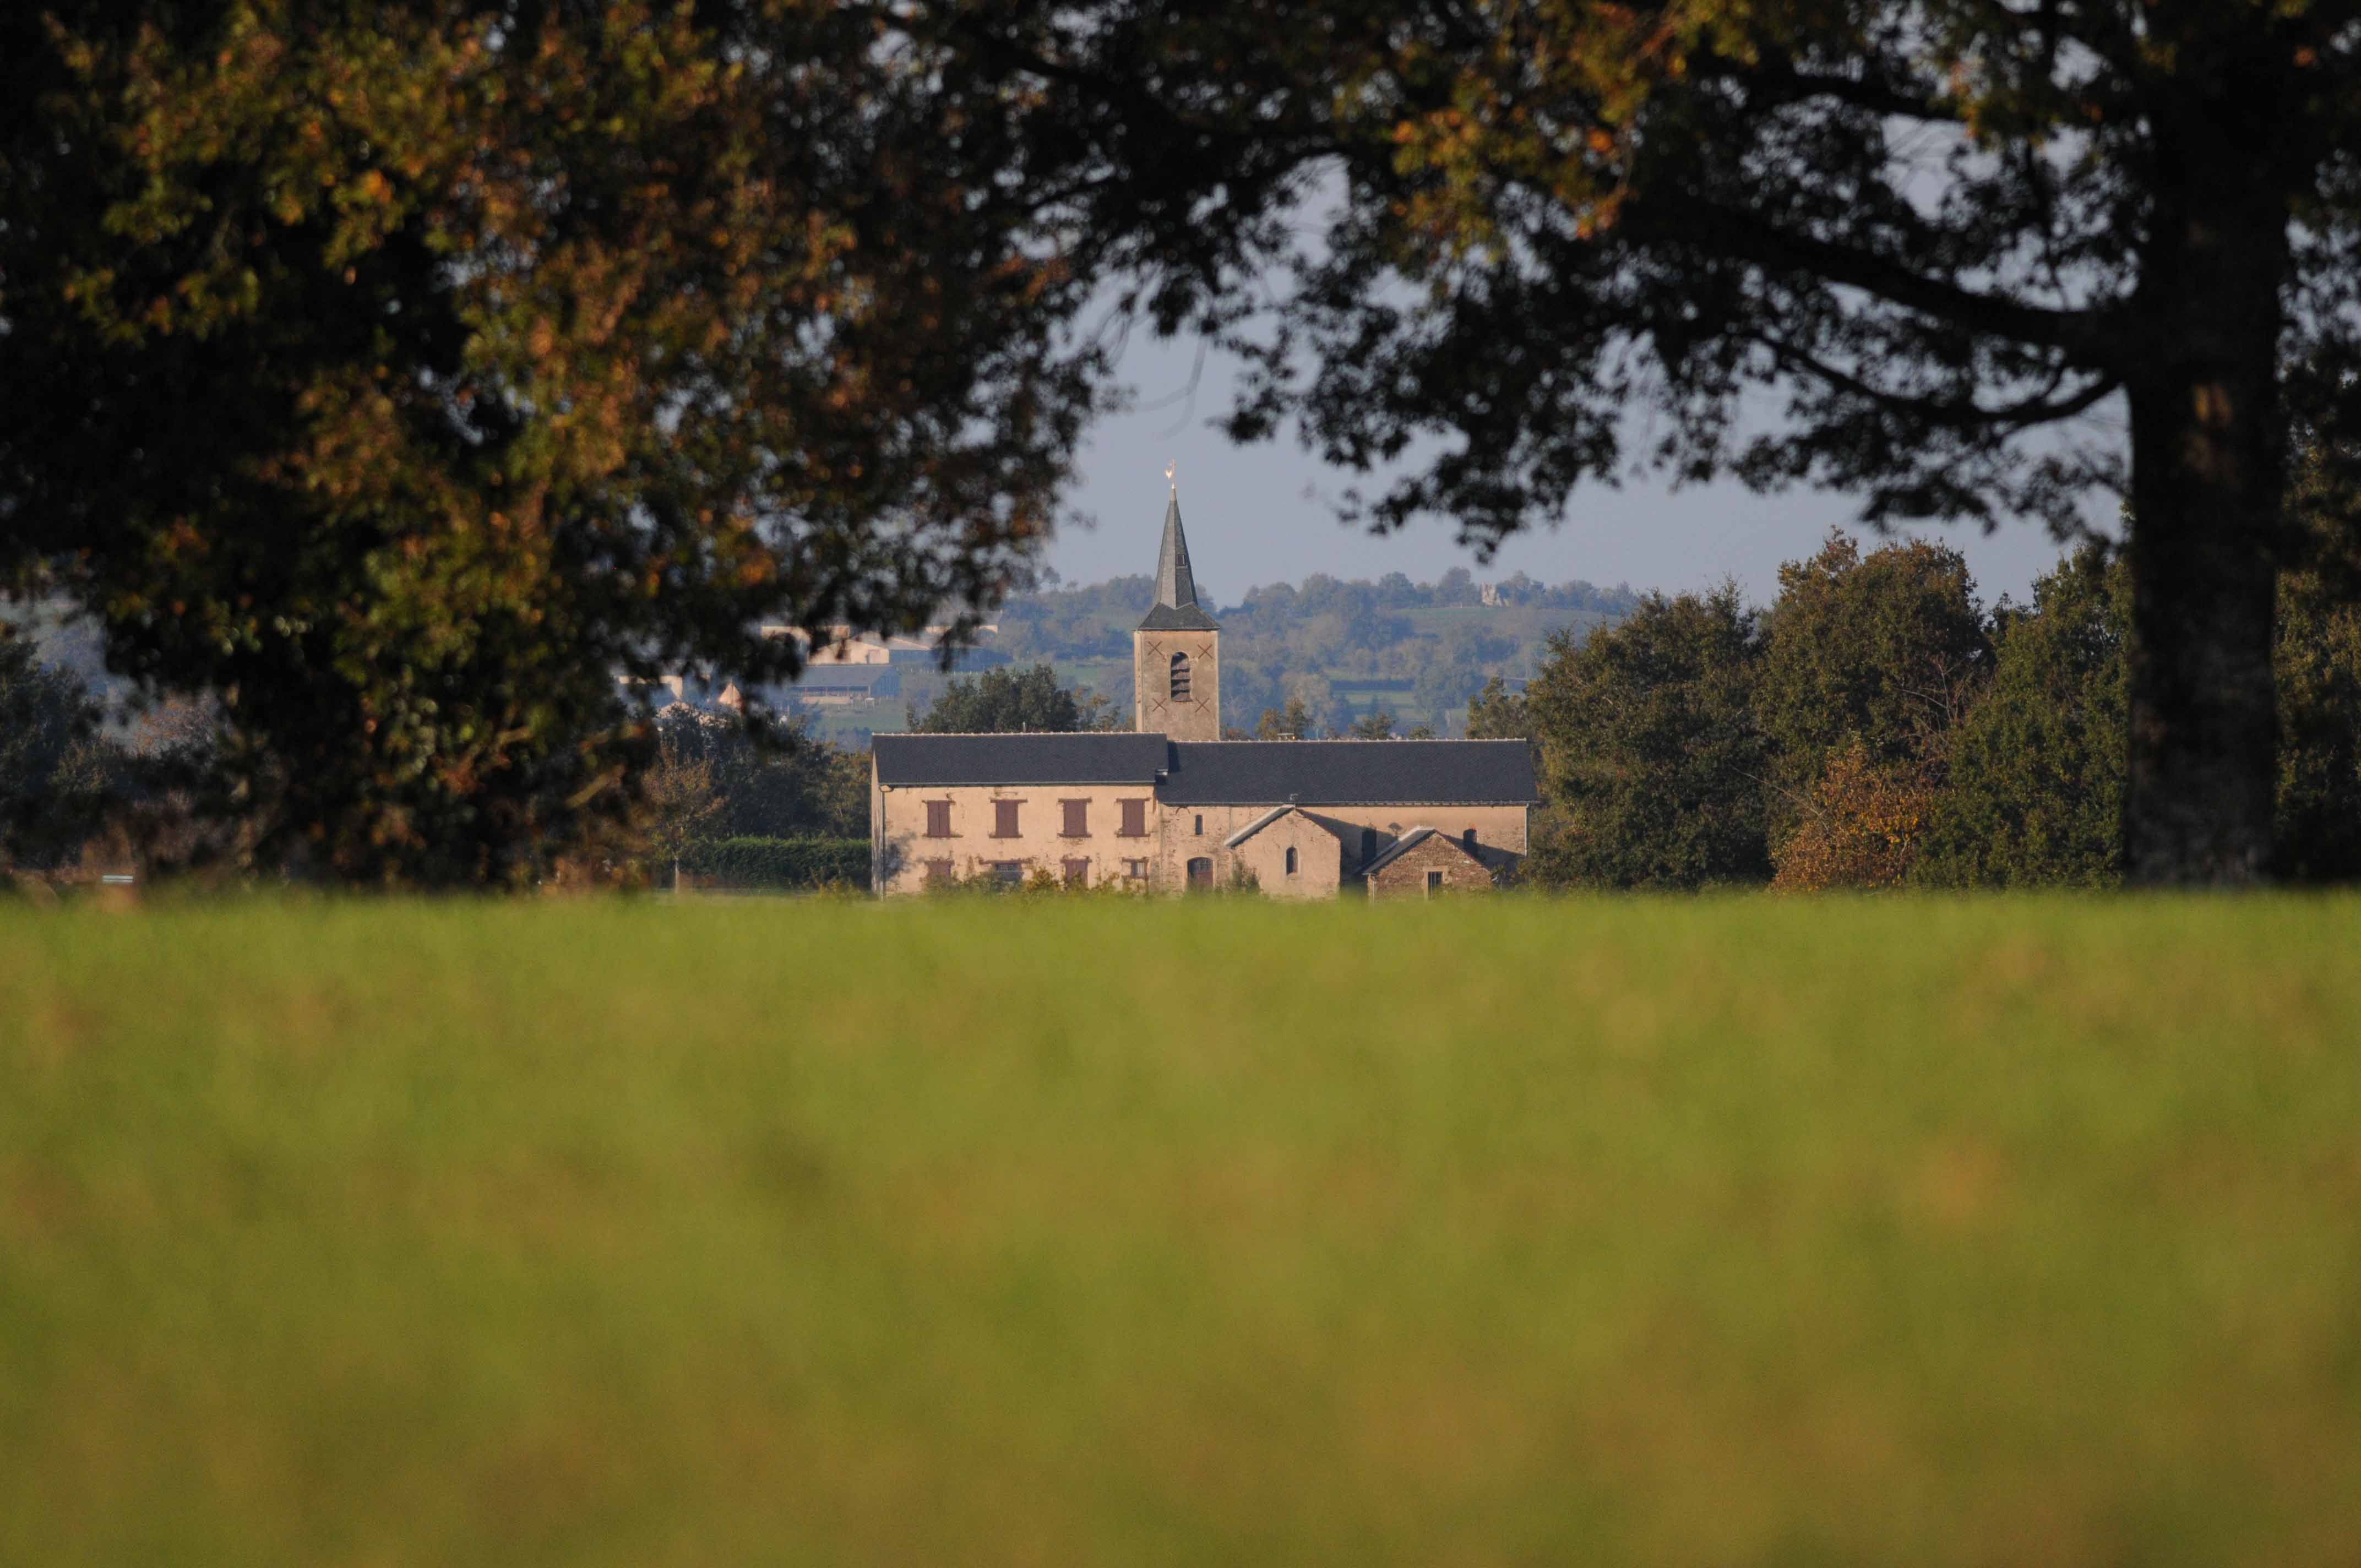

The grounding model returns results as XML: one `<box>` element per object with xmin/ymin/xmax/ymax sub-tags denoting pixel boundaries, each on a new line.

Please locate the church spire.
<box><xmin>1139</xmin><ymin>480</ymin><xmax>1220</xmax><ymax>631</ymax></box>
<box><xmin>1155</xmin><ymin>484</ymin><xmax>1199</xmax><ymax>610</ymax></box>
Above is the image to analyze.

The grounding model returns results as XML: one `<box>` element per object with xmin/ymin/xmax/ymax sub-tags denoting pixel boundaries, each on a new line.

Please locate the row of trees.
<box><xmin>994</xmin><ymin>569</ymin><xmax>1633</xmax><ymax>733</ymax></box>
<box><xmin>1478</xmin><ymin>531</ymin><xmax>2361</xmax><ymax>890</ymax></box>
<box><xmin>897</xmin><ymin>660</ymin><xmax>1440</xmax><ymax>739</ymax></box>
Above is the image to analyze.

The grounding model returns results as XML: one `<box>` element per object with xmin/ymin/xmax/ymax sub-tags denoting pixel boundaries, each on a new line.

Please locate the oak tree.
<box><xmin>1522</xmin><ymin>585</ymin><xmax>1770</xmax><ymax>889</ymax></box>
<box><xmin>1</xmin><ymin>1</ymin><xmax>1103</xmax><ymax>883</ymax></box>
<box><xmin>965</xmin><ymin>0</ymin><xmax>2361</xmax><ymax>881</ymax></box>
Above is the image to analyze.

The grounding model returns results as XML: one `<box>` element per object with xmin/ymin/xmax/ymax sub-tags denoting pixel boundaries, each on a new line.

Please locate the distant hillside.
<box><xmin>982</xmin><ymin>566</ymin><xmax>1637</xmax><ymax>738</ymax></box>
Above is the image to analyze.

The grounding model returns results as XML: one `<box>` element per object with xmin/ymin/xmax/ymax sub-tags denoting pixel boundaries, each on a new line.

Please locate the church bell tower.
<box><xmin>1134</xmin><ymin>482</ymin><xmax>1221</xmax><ymax>740</ymax></box>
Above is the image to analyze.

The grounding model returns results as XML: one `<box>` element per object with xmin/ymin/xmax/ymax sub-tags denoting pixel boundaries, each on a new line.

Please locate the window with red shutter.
<box><xmin>924</xmin><ymin>801</ymin><xmax>953</xmax><ymax>838</ymax></box>
<box><xmin>1118</xmin><ymin>798</ymin><xmax>1147</xmax><ymax>837</ymax></box>
<box><xmin>1061</xmin><ymin>799</ymin><xmax>1088</xmax><ymax>837</ymax></box>
<box><xmin>993</xmin><ymin>800</ymin><xmax>1020</xmax><ymax>838</ymax></box>
<box><xmin>1062</xmin><ymin>857</ymin><xmax>1089</xmax><ymax>885</ymax></box>
<box><xmin>924</xmin><ymin>858</ymin><xmax>953</xmax><ymax>886</ymax></box>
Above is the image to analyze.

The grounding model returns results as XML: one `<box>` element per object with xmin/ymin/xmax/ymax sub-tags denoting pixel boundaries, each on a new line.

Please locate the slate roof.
<box><xmin>872</xmin><ymin>734</ymin><xmax>1540</xmax><ymax>805</ymax></box>
<box><xmin>1223</xmin><ymin>803</ymin><xmax>1368</xmax><ymax>851</ymax></box>
<box><xmin>1221</xmin><ymin>803</ymin><xmax>1295</xmax><ymax>848</ymax></box>
<box><xmin>1138</xmin><ymin>488</ymin><xmax>1221</xmax><ymax>632</ymax></box>
<box><xmin>873</xmin><ymin>732</ymin><xmax>1167</xmax><ymax>787</ymax></box>
<box><xmin>1158</xmin><ymin>740</ymin><xmax>1539</xmax><ymax>806</ymax></box>
<box><xmin>1359</xmin><ymin>826</ymin><xmax>1483</xmax><ymax>876</ymax></box>
<box><xmin>1138</xmin><ymin>601</ymin><xmax>1222</xmax><ymax>631</ymax></box>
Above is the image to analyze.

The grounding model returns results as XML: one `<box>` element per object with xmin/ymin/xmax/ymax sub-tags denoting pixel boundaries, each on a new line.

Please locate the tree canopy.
<box><xmin>18</xmin><ymin>2</ymin><xmax>2361</xmax><ymax>881</ymax></box>
<box><xmin>1917</xmin><ymin>547</ymin><xmax>2131</xmax><ymax>888</ymax></box>
<box><xmin>910</xmin><ymin>665</ymin><xmax>1106</xmax><ymax>734</ymax></box>
<box><xmin>1524</xmin><ymin>585</ymin><xmax>1770</xmax><ymax>890</ymax></box>
<box><xmin>947</xmin><ymin>0</ymin><xmax>2361</xmax><ymax>881</ymax></box>
<box><xmin>1</xmin><ymin>1</ymin><xmax>1103</xmax><ymax>883</ymax></box>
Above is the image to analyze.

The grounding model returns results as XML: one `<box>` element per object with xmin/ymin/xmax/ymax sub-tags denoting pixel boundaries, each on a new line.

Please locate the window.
<box><xmin>992</xmin><ymin>799</ymin><xmax>1021</xmax><ymax>839</ymax></box>
<box><xmin>990</xmin><ymin>861</ymin><xmax>1025</xmax><ymax>886</ymax></box>
<box><xmin>1169</xmin><ymin>650</ymin><xmax>1192</xmax><ymax>701</ymax></box>
<box><xmin>925</xmin><ymin>801</ymin><xmax>953</xmax><ymax>838</ymax></box>
<box><xmin>1060</xmin><ymin>799</ymin><xmax>1089</xmax><ymax>837</ymax></box>
<box><xmin>1285</xmin><ymin>847</ymin><xmax>1299</xmax><ymax>877</ymax></box>
<box><xmin>1062</xmin><ymin>857</ymin><xmax>1089</xmax><ymax>886</ymax></box>
<box><xmin>1359</xmin><ymin>827</ymin><xmax>1377</xmax><ymax>862</ymax></box>
<box><xmin>1193</xmin><ymin>813</ymin><xmax>1204</xmax><ymax>836</ymax></box>
<box><xmin>1426</xmin><ymin>870</ymin><xmax>1444</xmax><ymax>895</ymax></box>
<box><xmin>1118</xmin><ymin>799</ymin><xmax>1148</xmax><ymax>837</ymax></box>
<box><xmin>1123</xmin><ymin>858</ymin><xmax>1149</xmax><ymax>880</ymax></box>
<box><xmin>923</xmin><ymin>858</ymin><xmax>954</xmax><ymax>886</ymax></box>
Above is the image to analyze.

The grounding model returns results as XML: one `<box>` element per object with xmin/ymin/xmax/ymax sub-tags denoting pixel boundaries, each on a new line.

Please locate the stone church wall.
<box><xmin>1152</xmin><ymin>800</ymin><xmax>1528</xmax><ymax>893</ymax></box>
<box><xmin>1226</xmin><ymin>811</ymin><xmax>1348</xmax><ymax>899</ymax></box>
<box><xmin>1133</xmin><ymin>629</ymin><xmax>1221</xmax><ymax>742</ymax></box>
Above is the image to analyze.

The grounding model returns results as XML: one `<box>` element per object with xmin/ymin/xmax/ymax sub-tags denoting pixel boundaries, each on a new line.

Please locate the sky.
<box><xmin>1047</xmin><ymin>330</ymin><xmax>2114</xmax><ymax>614</ymax></box>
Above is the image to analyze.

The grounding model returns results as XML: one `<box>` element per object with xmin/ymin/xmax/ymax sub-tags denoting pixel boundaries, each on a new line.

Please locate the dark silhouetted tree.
<box><xmin>2</xmin><ymin>2</ymin><xmax>1102</xmax><ymax>884</ymax></box>
<box><xmin>1918</xmin><ymin>547</ymin><xmax>2130</xmax><ymax>889</ymax></box>
<box><xmin>911</xmin><ymin>665</ymin><xmax>1090</xmax><ymax>734</ymax></box>
<box><xmin>954</xmin><ymin>0</ymin><xmax>2361</xmax><ymax>880</ymax></box>
<box><xmin>1524</xmin><ymin>586</ymin><xmax>1769</xmax><ymax>890</ymax></box>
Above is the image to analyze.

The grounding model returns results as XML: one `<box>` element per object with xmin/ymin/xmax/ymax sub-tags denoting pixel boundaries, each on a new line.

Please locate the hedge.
<box><xmin>682</xmin><ymin>836</ymin><xmax>869</xmax><ymax>890</ymax></box>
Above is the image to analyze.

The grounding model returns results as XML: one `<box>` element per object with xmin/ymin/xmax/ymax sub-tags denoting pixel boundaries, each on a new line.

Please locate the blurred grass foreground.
<box><xmin>4</xmin><ymin>896</ymin><xmax>2359</xmax><ymax>1565</ymax></box>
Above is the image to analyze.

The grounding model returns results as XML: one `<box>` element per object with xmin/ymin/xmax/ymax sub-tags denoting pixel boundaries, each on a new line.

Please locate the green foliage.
<box><xmin>655</xmin><ymin>707</ymin><xmax>868</xmax><ymax>841</ymax></box>
<box><xmin>1524</xmin><ymin>585</ymin><xmax>1770</xmax><ymax>890</ymax></box>
<box><xmin>910</xmin><ymin>663</ymin><xmax>1101</xmax><ymax>734</ymax></box>
<box><xmin>2272</xmin><ymin>564</ymin><xmax>2361</xmax><ymax>883</ymax></box>
<box><xmin>950</xmin><ymin>0</ymin><xmax>2361</xmax><ymax>876</ymax></box>
<box><xmin>0</xmin><ymin>636</ymin><xmax>111</xmax><ymax>869</ymax></box>
<box><xmin>1</xmin><ymin>2</ymin><xmax>1103</xmax><ymax>885</ymax></box>
<box><xmin>1462</xmin><ymin>675</ymin><xmax>1529</xmax><ymax>739</ymax></box>
<box><xmin>683</xmin><ymin>836</ymin><xmax>868</xmax><ymax>890</ymax></box>
<box><xmin>1253</xmin><ymin>696</ymin><xmax>1321</xmax><ymax>740</ymax></box>
<box><xmin>1915</xmin><ymin>540</ymin><xmax>2361</xmax><ymax>888</ymax></box>
<box><xmin>9</xmin><ymin>896</ymin><xmax>2361</xmax><ymax>1561</ymax></box>
<box><xmin>1756</xmin><ymin>532</ymin><xmax>1992</xmax><ymax>802</ymax></box>
<box><xmin>1917</xmin><ymin>547</ymin><xmax>2130</xmax><ymax>890</ymax></box>
<box><xmin>998</xmin><ymin>570</ymin><xmax>1636</xmax><ymax>734</ymax></box>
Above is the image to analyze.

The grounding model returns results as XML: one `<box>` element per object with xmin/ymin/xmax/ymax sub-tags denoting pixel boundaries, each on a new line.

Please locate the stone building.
<box><xmin>1131</xmin><ymin>488</ymin><xmax>1222</xmax><ymax>742</ymax></box>
<box><xmin>868</xmin><ymin>484</ymin><xmax>1538</xmax><ymax>897</ymax></box>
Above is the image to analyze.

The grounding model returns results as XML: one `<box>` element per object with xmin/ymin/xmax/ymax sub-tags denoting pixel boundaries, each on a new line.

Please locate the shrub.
<box><xmin>683</xmin><ymin>836</ymin><xmax>868</xmax><ymax>890</ymax></box>
<box><xmin>1771</xmin><ymin>742</ymin><xmax>1936</xmax><ymax>892</ymax></box>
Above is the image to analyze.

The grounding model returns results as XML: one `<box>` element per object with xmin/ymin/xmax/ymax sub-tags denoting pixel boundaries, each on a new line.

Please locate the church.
<box><xmin>868</xmin><ymin>486</ymin><xmax>1538</xmax><ymax>897</ymax></box>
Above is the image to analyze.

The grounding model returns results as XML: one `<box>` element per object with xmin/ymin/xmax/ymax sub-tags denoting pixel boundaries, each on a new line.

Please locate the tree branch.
<box><xmin>1631</xmin><ymin>193</ymin><xmax>2120</xmax><ymax>364</ymax></box>
<box><xmin>1743</xmin><ymin>329</ymin><xmax>2121</xmax><ymax>433</ymax></box>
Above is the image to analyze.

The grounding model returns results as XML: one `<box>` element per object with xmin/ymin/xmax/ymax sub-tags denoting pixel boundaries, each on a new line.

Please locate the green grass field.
<box><xmin>5</xmin><ymin>897</ymin><xmax>2359</xmax><ymax>1565</ymax></box>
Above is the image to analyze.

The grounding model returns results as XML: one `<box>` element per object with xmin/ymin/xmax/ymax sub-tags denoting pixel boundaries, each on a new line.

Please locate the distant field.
<box><xmin>5</xmin><ymin>896</ymin><xmax>2359</xmax><ymax>1565</ymax></box>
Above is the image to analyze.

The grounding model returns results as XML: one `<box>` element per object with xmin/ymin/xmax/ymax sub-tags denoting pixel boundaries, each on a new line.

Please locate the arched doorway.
<box><xmin>1185</xmin><ymin>856</ymin><xmax>1214</xmax><ymax>890</ymax></box>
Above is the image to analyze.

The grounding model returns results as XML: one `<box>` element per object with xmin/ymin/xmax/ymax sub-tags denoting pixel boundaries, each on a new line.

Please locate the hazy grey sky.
<box><xmin>1049</xmin><ymin>331</ymin><xmax>2112</xmax><ymax>613</ymax></box>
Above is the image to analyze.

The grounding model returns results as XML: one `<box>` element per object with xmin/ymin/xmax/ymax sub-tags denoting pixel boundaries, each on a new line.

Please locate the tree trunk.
<box><xmin>2121</xmin><ymin>104</ymin><xmax>2292</xmax><ymax>885</ymax></box>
